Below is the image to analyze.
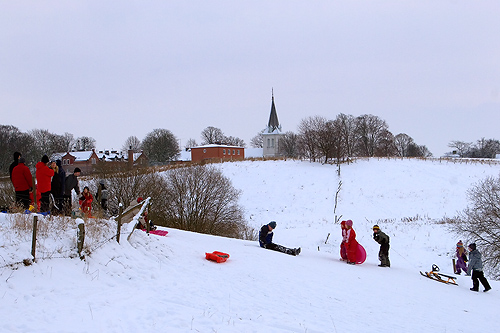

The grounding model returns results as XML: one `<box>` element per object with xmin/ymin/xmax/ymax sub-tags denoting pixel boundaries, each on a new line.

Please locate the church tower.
<box><xmin>263</xmin><ymin>90</ymin><xmax>283</xmax><ymax>158</ymax></box>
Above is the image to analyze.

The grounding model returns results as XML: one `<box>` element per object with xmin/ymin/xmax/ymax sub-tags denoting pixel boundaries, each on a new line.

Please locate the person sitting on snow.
<box><xmin>372</xmin><ymin>225</ymin><xmax>390</xmax><ymax>267</ymax></box>
<box><xmin>259</xmin><ymin>221</ymin><xmax>300</xmax><ymax>256</ymax></box>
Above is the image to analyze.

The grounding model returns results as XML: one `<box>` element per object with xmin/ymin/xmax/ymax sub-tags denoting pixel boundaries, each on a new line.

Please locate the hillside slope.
<box><xmin>1</xmin><ymin>158</ymin><xmax>499</xmax><ymax>332</ymax></box>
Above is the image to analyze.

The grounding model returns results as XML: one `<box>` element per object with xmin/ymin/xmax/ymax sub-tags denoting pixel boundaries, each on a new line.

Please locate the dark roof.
<box><xmin>267</xmin><ymin>92</ymin><xmax>280</xmax><ymax>132</ymax></box>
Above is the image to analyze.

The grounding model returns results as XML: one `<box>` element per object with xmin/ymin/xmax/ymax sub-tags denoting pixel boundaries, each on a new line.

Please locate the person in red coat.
<box><xmin>345</xmin><ymin>219</ymin><xmax>358</xmax><ymax>265</ymax></box>
<box><xmin>11</xmin><ymin>157</ymin><xmax>33</xmax><ymax>209</ymax></box>
<box><xmin>79</xmin><ymin>186</ymin><xmax>93</xmax><ymax>217</ymax></box>
<box><xmin>35</xmin><ymin>155</ymin><xmax>54</xmax><ymax>213</ymax></box>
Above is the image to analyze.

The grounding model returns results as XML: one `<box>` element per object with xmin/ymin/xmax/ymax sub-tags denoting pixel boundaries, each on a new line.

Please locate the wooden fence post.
<box><xmin>77</xmin><ymin>221</ymin><xmax>85</xmax><ymax>259</ymax></box>
<box><xmin>31</xmin><ymin>215</ymin><xmax>38</xmax><ymax>260</ymax></box>
<box><xmin>116</xmin><ymin>204</ymin><xmax>123</xmax><ymax>243</ymax></box>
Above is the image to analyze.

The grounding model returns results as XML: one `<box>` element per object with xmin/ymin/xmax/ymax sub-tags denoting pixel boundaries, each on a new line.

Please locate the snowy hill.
<box><xmin>1</xmin><ymin>158</ymin><xmax>499</xmax><ymax>332</ymax></box>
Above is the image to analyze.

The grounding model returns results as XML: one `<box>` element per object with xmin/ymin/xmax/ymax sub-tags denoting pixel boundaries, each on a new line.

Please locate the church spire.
<box><xmin>267</xmin><ymin>88</ymin><xmax>280</xmax><ymax>133</ymax></box>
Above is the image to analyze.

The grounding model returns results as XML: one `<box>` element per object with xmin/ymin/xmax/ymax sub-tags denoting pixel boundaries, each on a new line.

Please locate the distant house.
<box><xmin>191</xmin><ymin>144</ymin><xmax>245</xmax><ymax>163</ymax></box>
<box><xmin>53</xmin><ymin>149</ymin><xmax>100</xmax><ymax>175</ymax></box>
<box><xmin>51</xmin><ymin>149</ymin><xmax>148</xmax><ymax>175</ymax></box>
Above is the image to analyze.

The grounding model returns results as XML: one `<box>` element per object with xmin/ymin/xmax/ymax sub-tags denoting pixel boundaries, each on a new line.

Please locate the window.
<box><xmin>91</xmin><ymin>158</ymin><xmax>96</xmax><ymax>165</ymax></box>
<box><xmin>267</xmin><ymin>139</ymin><xmax>270</xmax><ymax>148</ymax></box>
<box><xmin>203</xmin><ymin>149</ymin><xmax>207</xmax><ymax>153</ymax></box>
<box><xmin>271</xmin><ymin>138</ymin><xmax>275</xmax><ymax>148</ymax></box>
<box><xmin>223</xmin><ymin>149</ymin><xmax>226</xmax><ymax>154</ymax></box>
<box><xmin>233</xmin><ymin>150</ymin><xmax>235</xmax><ymax>155</ymax></box>
<box><xmin>237</xmin><ymin>150</ymin><xmax>240</xmax><ymax>155</ymax></box>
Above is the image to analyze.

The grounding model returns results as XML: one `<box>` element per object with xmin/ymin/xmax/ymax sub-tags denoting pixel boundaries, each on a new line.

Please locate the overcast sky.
<box><xmin>1</xmin><ymin>1</ymin><xmax>499</xmax><ymax>156</ymax></box>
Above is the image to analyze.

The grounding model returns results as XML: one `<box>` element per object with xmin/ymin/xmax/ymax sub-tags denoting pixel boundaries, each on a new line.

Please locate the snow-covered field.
<box><xmin>1</xmin><ymin>158</ymin><xmax>499</xmax><ymax>332</ymax></box>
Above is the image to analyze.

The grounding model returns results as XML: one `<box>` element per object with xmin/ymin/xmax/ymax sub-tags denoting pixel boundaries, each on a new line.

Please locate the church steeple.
<box><xmin>267</xmin><ymin>89</ymin><xmax>280</xmax><ymax>133</ymax></box>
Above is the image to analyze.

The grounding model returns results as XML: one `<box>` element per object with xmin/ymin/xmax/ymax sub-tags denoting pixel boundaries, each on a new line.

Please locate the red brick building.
<box><xmin>191</xmin><ymin>145</ymin><xmax>245</xmax><ymax>163</ymax></box>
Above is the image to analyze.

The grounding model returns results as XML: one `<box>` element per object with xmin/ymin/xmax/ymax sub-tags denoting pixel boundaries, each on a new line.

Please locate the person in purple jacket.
<box><xmin>454</xmin><ymin>240</ymin><xmax>468</xmax><ymax>275</ymax></box>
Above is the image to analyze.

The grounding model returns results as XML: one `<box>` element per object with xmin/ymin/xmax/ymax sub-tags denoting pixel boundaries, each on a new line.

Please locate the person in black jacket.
<box><xmin>62</xmin><ymin>167</ymin><xmax>81</xmax><ymax>215</ymax></box>
<box><xmin>9</xmin><ymin>152</ymin><xmax>21</xmax><ymax>180</ymax></box>
<box><xmin>467</xmin><ymin>243</ymin><xmax>491</xmax><ymax>292</ymax></box>
<box><xmin>259</xmin><ymin>221</ymin><xmax>301</xmax><ymax>256</ymax></box>
<box><xmin>373</xmin><ymin>225</ymin><xmax>390</xmax><ymax>267</ymax></box>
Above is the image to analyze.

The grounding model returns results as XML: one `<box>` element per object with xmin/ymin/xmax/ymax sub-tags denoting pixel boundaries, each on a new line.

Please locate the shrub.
<box><xmin>162</xmin><ymin>165</ymin><xmax>251</xmax><ymax>239</ymax></box>
<box><xmin>448</xmin><ymin>175</ymin><xmax>500</xmax><ymax>278</ymax></box>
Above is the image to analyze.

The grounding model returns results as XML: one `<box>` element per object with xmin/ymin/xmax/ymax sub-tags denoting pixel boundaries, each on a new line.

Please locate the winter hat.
<box><xmin>137</xmin><ymin>197</ymin><xmax>144</xmax><ymax>203</ymax></box>
<box><xmin>456</xmin><ymin>240</ymin><xmax>464</xmax><ymax>248</ymax></box>
<box><xmin>373</xmin><ymin>225</ymin><xmax>380</xmax><ymax>231</ymax></box>
<box><xmin>19</xmin><ymin>157</ymin><xmax>26</xmax><ymax>164</ymax></box>
<box><xmin>41</xmin><ymin>155</ymin><xmax>49</xmax><ymax>163</ymax></box>
<box><xmin>345</xmin><ymin>220</ymin><xmax>353</xmax><ymax>227</ymax></box>
<box><xmin>268</xmin><ymin>221</ymin><xmax>277</xmax><ymax>229</ymax></box>
<box><xmin>74</xmin><ymin>167</ymin><xmax>81</xmax><ymax>173</ymax></box>
<box><xmin>468</xmin><ymin>243</ymin><xmax>476</xmax><ymax>251</ymax></box>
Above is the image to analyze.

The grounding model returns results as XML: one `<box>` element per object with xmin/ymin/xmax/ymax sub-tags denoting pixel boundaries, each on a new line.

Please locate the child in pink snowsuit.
<box><xmin>345</xmin><ymin>220</ymin><xmax>358</xmax><ymax>264</ymax></box>
<box><xmin>455</xmin><ymin>240</ymin><xmax>468</xmax><ymax>274</ymax></box>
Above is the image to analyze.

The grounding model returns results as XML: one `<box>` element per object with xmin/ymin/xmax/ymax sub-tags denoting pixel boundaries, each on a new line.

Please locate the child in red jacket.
<box><xmin>345</xmin><ymin>220</ymin><xmax>358</xmax><ymax>264</ymax></box>
<box><xmin>79</xmin><ymin>186</ymin><xmax>93</xmax><ymax>217</ymax></box>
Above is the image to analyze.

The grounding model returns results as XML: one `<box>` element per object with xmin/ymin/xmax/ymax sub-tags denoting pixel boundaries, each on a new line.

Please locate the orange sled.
<box><xmin>205</xmin><ymin>251</ymin><xmax>230</xmax><ymax>263</ymax></box>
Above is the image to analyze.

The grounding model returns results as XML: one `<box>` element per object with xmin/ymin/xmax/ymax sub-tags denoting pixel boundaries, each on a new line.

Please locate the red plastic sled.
<box><xmin>356</xmin><ymin>243</ymin><xmax>367</xmax><ymax>264</ymax></box>
<box><xmin>205</xmin><ymin>251</ymin><xmax>230</xmax><ymax>263</ymax></box>
<box><xmin>141</xmin><ymin>229</ymin><xmax>169</xmax><ymax>236</ymax></box>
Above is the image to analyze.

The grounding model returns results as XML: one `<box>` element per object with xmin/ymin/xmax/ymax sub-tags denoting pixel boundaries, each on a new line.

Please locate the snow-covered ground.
<box><xmin>1</xmin><ymin>158</ymin><xmax>499</xmax><ymax>332</ymax></box>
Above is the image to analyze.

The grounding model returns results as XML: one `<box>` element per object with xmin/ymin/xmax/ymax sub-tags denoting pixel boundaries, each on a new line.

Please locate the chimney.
<box><xmin>128</xmin><ymin>148</ymin><xmax>133</xmax><ymax>169</ymax></box>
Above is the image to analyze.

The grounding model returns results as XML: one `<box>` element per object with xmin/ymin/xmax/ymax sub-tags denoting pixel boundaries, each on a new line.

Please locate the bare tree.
<box><xmin>354</xmin><ymin>114</ymin><xmax>391</xmax><ymax>157</ymax></box>
<box><xmin>201</xmin><ymin>126</ymin><xmax>224</xmax><ymax>145</ymax></box>
<box><xmin>250</xmin><ymin>130</ymin><xmax>264</xmax><ymax>148</ymax></box>
<box><xmin>141</xmin><ymin>128</ymin><xmax>179</xmax><ymax>164</ymax></box>
<box><xmin>0</xmin><ymin>125</ymin><xmax>36</xmax><ymax>173</ymax></box>
<box><xmin>163</xmin><ymin>165</ymin><xmax>250</xmax><ymax>239</ymax></box>
<box><xmin>448</xmin><ymin>140</ymin><xmax>472</xmax><ymax>157</ymax></box>
<box><xmin>297</xmin><ymin>116</ymin><xmax>321</xmax><ymax>162</ymax></box>
<box><xmin>122</xmin><ymin>136</ymin><xmax>141</xmax><ymax>153</ymax></box>
<box><xmin>335</xmin><ymin>113</ymin><xmax>357</xmax><ymax>158</ymax></box>
<box><xmin>448</xmin><ymin>175</ymin><xmax>500</xmax><ymax>278</ymax></box>
<box><xmin>394</xmin><ymin>133</ymin><xmax>414</xmax><ymax>157</ymax></box>
<box><xmin>279</xmin><ymin>131</ymin><xmax>300</xmax><ymax>158</ymax></box>
<box><xmin>223</xmin><ymin>135</ymin><xmax>246</xmax><ymax>147</ymax></box>
<box><xmin>185</xmin><ymin>138</ymin><xmax>198</xmax><ymax>150</ymax></box>
<box><xmin>73</xmin><ymin>136</ymin><xmax>96</xmax><ymax>151</ymax></box>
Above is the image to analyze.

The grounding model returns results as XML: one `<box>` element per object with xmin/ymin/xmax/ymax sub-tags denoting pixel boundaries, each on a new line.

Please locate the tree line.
<box><xmin>251</xmin><ymin>114</ymin><xmax>432</xmax><ymax>163</ymax></box>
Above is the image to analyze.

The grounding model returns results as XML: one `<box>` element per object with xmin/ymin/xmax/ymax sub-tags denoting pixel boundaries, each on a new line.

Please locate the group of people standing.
<box><xmin>8</xmin><ymin>151</ymin><xmax>107</xmax><ymax>217</ymax></box>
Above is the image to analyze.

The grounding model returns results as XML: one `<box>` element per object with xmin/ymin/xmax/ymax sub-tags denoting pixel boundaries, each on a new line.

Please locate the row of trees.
<box><xmin>251</xmin><ymin>114</ymin><xmax>431</xmax><ymax>163</ymax></box>
<box><xmin>0</xmin><ymin>125</ymin><xmax>97</xmax><ymax>174</ymax></box>
<box><xmin>448</xmin><ymin>139</ymin><xmax>500</xmax><ymax>158</ymax></box>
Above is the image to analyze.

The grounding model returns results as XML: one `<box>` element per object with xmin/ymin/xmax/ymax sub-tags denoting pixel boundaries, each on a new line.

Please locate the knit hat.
<box><xmin>345</xmin><ymin>220</ymin><xmax>353</xmax><ymax>227</ymax></box>
<box><xmin>340</xmin><ymin>221</ymin><xmax>346</xmax><ymax>227</ymax></box>
<box><xmin>373</xmin><ymin>225</ymin><xmax>380</xmax><ymax>231</ymax></box>
<box><xmin>19</xmin><ymin>157</ymin><xmax>26</xmax><ymax>164</ymax></box>
<box><xmin>456</xmin><ymin>240</ymin><xmax>464</xmax><ymax>248</ymax></box>
<box><xmin>268</xmin><ymin>221</ymin><xmax>277</xmax><ymax>229</ymax></box>
<box><xmin>41</xmin><ymin>155</ymin><xmax>49</xmax><ymax>163</ymax></box>
<box><xmin>74</xmin><ymin>167</ymin><xmax>81</xmax><ymax>173</ymax></box>
<box><xmin>468</xmin><ymin>243</ymin><xmax>476</xmax><ymax>251</ymax></box>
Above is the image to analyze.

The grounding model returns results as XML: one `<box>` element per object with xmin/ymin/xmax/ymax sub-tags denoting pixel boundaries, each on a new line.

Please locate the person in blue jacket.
<box><xmin>259</xmin><ymin>221</ymin><xmax>300</xmax><ymax>256</ymax></box>
<box><xmin>467</xmin><ymin>243</ymin><xmax>491</xmax><ymax>292</ymax></box>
